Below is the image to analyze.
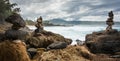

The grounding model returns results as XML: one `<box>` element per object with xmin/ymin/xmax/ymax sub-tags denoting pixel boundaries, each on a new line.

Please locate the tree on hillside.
<box><xmin>0</xmin><ymin>0</ymin><xmax>19</xmax><ymax>23</ymax></box>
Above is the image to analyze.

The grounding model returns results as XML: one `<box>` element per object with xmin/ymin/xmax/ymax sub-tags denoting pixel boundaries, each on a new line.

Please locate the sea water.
<box><xmin>28</xmin><ymin>24</ymin><xmax>120</xmax><ymax>44</ymax></box>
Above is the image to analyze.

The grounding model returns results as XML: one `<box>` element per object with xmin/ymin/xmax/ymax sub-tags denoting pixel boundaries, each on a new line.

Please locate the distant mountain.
<box><xmin>49</xmin><ymin>18</ymin><xmax>120</xmax><ymax>26</ymax></box>
<box><xmin>49</xmin><ymin>18</ymin><xmax>81</xmax><ymax>25</ymax></box>
<box><xmin>49</xmin><ymin>18</ymin><xmax>67</xmax><ymax>24</ymax></box>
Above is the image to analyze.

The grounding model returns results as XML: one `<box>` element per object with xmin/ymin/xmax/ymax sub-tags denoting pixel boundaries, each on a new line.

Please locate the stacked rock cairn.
<box><xmin>34</xmin><ymin>16</ymin><xmax>44</xmax><ymax>36</ymax></box>
<box><xmin>106</xmin><ymin>11</ymin><xmax>114</xmax><ymax>31</ymax></box>
<box><xmin>5</xmin><ymin>12</ymin><xmax>27</xmax><ymax>41</ymax></box>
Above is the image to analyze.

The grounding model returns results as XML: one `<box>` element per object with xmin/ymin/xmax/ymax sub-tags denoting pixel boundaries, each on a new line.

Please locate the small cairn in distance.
<box><xmin>106</xmin><ymin>11</ymin><xmax>114</xmax><ymax>31</ymax></box>
<box><xmin>34</xmin><ymin>16</ymin><xmax>44</xmax><ymax>36</ymax></box>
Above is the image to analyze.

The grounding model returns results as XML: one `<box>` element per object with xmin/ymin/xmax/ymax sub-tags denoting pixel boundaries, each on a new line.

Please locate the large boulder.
<box><xmin>0</xmin><ymin>40</ymin><xmax>30</xmax><ymax>61</ymax></box>
<box><xmin>85</xmin><ymin>29</ymin><xmax>120</xmax><ymax>54</ymax></box>
<box><xmin>5</xmin><ymin>13</ymin><xmax>26</xmax><ymax>28</ymax></box>
<box><xmin>5</xmin><ymin>29</ymin><xmax>29</xmax><ymax>41</ymax></box>
<box><xmin>26</xmin><ymin>30</ymin><xmax>72</xmax><ymax>48</ymax></box>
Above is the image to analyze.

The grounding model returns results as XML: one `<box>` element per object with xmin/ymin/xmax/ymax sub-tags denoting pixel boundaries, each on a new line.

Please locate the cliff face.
<box><xmin>85</xmin><ymin>29</ymin><xmax>120</xmax><ymax>54</ymax></box>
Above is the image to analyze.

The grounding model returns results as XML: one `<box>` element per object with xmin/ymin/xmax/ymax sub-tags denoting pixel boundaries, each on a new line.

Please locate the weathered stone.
<box><xmin>5</xmin><ymin>13</ymin><xmax>26</xmax><ymax>29</ymax></box>
<box><xmin>5</xmin><ymin>29</ymin><xmax>28</xmax><ymax>40</ymax></box>
<box><xmin>47</xmin><ymin>42</ymin><xmax>67</xmax><ymax>50</ymax></box>
<box><xmin>26</xmin><ymin>31</ymin><xmax>72</xmax><ymax>48</ymax></box>
<box><xmin>85</xmin><ymin>30</ymin><xmax>120</xmax><ymax>54</ymax></box>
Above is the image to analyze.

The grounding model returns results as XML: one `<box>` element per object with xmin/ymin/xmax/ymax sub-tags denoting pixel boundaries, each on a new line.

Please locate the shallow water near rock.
<box><xmin>28</xmin><ymin>23</ymin><xmax>120</xmax><ymax>45</ymax></box>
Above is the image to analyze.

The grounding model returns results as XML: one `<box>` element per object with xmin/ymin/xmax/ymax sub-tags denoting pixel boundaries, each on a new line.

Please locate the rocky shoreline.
<box><xmin>0</xmin><ymin>11</ymin><xmax>120</xmax><ymax>61</ymax></box>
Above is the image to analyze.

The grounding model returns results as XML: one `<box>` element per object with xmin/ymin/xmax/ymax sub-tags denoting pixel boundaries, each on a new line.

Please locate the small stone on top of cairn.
<box><xmin>106</xmin><ymin>11</ymin><xmax>114</xmax><ymax>32</ymax></box>
<box><xmin>34</xmin><ymin>16</ymin><xmax>44</xmax><ymax>36</ymax></box>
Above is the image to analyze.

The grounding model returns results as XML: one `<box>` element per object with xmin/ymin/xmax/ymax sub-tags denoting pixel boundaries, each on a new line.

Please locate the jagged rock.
<box><xmin>85</xmin><ymin>30</ymin><xmax>120</xmax><ymax>54</ymax></box>
<box><xmin>5</xmin><ymin>29</ymin><xmax>28</xmax><ymax>40</ymax></box>
<box><xmin>0</xmin><ymin>40</ymin><xmax>30</xmax><ymax>61</ymax></box>
<box><xmin>26</xmin><ymin>30</ymin><xmax>72</xmax><ymax>48</ymax></box>
<box><xmin>47</xmin><ymin>42</ymin><xmax>67</xmax><ymax>50</ymax></box>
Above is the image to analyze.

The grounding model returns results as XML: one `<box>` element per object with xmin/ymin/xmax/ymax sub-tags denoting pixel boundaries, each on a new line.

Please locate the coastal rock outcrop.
<box><xmin>27</xmin><ymin>30</ymin><xmax>72</xmax><ymax>48</ymax></box>
<box><xmin>85</xmin><ymin>11</ymin><xmax>120</xmax><ymax>54</ymax></box>
<box><xmin>85</xmin><ymin>30</ymin><xmax>120</xmax><ymax>54</ymax></box>
<box><xmin>26</xmin><ymin>17</ymin><xmax>72</xmax><ymax>48</ymax></box>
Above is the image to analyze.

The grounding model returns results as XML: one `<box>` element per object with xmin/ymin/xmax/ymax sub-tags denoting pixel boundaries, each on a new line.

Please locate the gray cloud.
<box><xmin>10</xmin><ymin>0</ymin><xmax>120</xmax><ymax>21</ymax></box>
<box><xmin>10</xmin><ymin>0</ymin><xmax>50</xmax><ymax>5</ymax></box>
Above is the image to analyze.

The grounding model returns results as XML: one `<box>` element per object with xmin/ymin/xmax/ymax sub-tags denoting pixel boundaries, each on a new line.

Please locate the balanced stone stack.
<box><xmin>0</xmin><ymin>13</ymin><xmax>30</xmax><ymax>61</ymax></box>
<box><xmin>26</xmin><ymin>16</ymin><xmax>72</xmax><ymax>48</ymax></box>
<box><xmin>85</xmin><ymin>11</ymin><xmax>120</xmax><ymax>54</ymax></box>
<box><xmin>106</xmin><ymin>11</ymin><xmax>114</xmax><ymax>31</ymax></box>
<box><xmin>5</xmin><ymin>13</ymin><xmax>28</xmax><ymax>41</ymax></box>
<box><xmin>34</xmin><ymin>16</ymin><xmax>44</xmax><ymax>36</ymax></box>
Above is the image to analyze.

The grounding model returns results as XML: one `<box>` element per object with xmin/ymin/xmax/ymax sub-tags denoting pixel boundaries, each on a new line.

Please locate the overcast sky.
<box><xmin>10</xmin><ymin>0</ymin><xmax>120</xmax><ymax>21</ymax></box>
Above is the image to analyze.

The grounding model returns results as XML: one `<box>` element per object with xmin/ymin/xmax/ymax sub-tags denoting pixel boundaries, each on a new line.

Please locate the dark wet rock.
<box><xmin>85</xmin><ymin>11</ymin><xmax>120</xmax><ymax>54</ymax></box>
<box><xmin>34</xmin><ymin>28</ymin><xmax>43</xmax><ymax>34</ymax></box>
<box><xmin>47</xmin><ymin>42</ymin><xmax>67</xmax><ymax>50</ymax></box>
<box><xmin>76</xmin><ymin>39</ymin><xmax>84</xmax><ymax>45</ymax></box>
<box><xmin>105</xmin><ymin>29</ymin><xmax>118</xmax><ymax>34</ymax></box>
<box><xmin>27</xmin><ymin>48</ymin><xmax>37</xmax><ymax>59</ymax></box>
<box><xmin>5</xmin><ymin>13</ymin><xmax>26</xmax><ymax>28</ymax></box>
<box><xmin>5</xmin><ymin>29</ymin><xmax>28</xmax><ymax>40</ymax></box>
<box><xmin>85</xmin><ymin>30</ymin><xmax>120</xmax><ymax>54</ymax></box>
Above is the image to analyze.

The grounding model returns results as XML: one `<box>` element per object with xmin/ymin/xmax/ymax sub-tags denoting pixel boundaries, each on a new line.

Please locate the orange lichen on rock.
<box><xmin>31</xmin><ymin>45</ymin><xmax>94</xmax><ymax>61</ymax></box>
<box><xmin>0</xmin><ymin>40</ymin><xmax>30</xmax><ymax>61</ymax></box>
